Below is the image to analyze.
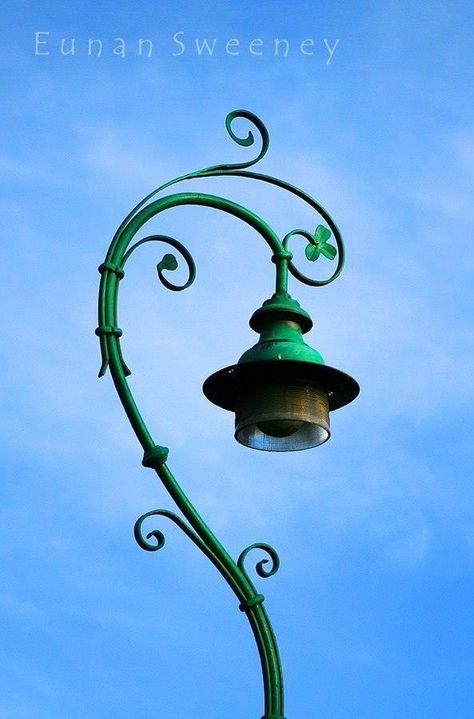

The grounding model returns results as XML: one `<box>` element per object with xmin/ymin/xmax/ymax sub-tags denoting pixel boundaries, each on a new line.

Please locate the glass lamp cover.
<box><xmin>234</xmin><ymin>384</ymin><xmax>330</xmax><ymax>451</ymax></box>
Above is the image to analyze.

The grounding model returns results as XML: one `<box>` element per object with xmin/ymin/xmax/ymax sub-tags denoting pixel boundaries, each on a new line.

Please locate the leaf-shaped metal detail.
<box><xmin>305</xmin><ymin>243</ymin><xmax>321</xmax><ymax>262</ymax></box>
<box><xmin>305</xmin><ymin>224</ymin><xmax>337</xmax><ymax>262</ymax></box>
<box><xmin>314</xmin><ymin>224</ymin><xmax>331</xmax><ymax>244</ymax></box>
<box><xmin>157</xmin><ymin>253</ymin><xmax>179</xmax><ymax>273</ymax></box>
<box><xmin>321</xmin><ymin>243</ymin><xmax>337</xmax><ymax>260</ymax></box>
<box><xmin>315</xmin><ymin>224</ymin><xmax>337</xmax><ymax>259</ymax></box>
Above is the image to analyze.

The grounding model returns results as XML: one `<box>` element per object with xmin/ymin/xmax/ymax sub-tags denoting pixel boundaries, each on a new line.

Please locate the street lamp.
<box><xmin>96</xmin><ymin>109</ymin><xmax>358</xmax><ymax>719</ymax></box>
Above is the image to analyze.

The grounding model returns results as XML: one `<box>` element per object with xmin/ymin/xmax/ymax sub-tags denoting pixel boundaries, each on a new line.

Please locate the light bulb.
<box><xmin>257</xmin><ymin>419</ymin><xmax>304</xmax><ymax>438</ymax></box>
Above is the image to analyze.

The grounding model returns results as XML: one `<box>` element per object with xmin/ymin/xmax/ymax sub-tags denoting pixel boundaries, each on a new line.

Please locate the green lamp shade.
<box><xmin>203</xmin><ymin>360</ymin><xmax>359</xmax><ymax>452</ymax></box>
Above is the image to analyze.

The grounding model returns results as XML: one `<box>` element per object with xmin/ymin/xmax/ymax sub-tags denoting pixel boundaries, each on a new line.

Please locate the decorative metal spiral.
<box><xmin>134</xmin><ymin>508</ymin><xmax>216</xmax><ymax>557</ymax></box>
<box><xmin>134</xmin><ymin>511</ymin><xmax>282</xmax><ymax>611</ymax></box>
<box><xmin>105</xmin><ymin>108</ymin><xmax>343</xmax><ymax>294</ymax></box>
<box><xmin>205</xmin><ymin>109</ymin><xmax>270</xmax><ymax>171</ymax></box>
<box><xmin>238</xmin><ymin>543</ymin><xmax>281</xmax><ymax>580</ymax></box>
<box><xmin>283</xmin><ymin>225</ymin><xmax>344</xmax><ymax>286</ymax></box>
<box><xmin>122</xmin><ymin>235</ymin><xmax>196</xmax><ymax>292</ymax></box>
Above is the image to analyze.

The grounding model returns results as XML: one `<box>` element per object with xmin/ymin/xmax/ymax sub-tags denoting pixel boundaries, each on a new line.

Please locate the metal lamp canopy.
<box><xmin>203</xmin><ymin>294</ymin><xmax>359</xmax><ymax>451</ymax></box>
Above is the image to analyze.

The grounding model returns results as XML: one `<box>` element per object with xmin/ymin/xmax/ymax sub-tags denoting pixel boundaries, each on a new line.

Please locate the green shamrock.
<box><xmin>305</xmin><ymin>225</ymin><xmax>337</xmax><ymax>262</ymax></box>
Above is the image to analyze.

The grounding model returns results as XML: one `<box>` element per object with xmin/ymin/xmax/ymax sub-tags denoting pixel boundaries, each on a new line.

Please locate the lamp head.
<box><xmin>203</xmin><ymin>295</ymin><xmax>359</xmax><ymax>451</ymax></box>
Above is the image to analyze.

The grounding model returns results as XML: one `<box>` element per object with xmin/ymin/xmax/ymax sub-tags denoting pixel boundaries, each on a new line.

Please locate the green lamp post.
<box><xmin>96</xmin><ymin>109</ymin><xmax>358</xmax><ymax>718</ymax></box>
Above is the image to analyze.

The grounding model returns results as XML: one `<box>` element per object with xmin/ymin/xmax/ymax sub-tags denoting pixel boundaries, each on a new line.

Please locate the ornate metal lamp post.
<box><xmin>96</xmin><ymin>110</ymin><xmax>359</xmax><ymax>719</ymax></box>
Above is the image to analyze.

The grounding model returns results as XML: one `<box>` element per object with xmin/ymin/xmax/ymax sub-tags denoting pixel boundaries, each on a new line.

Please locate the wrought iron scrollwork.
<box><xmin>122</xmin><ymin>234</ymin><xmax>196</xmax><ymax>292</ymax></box>
<box><xmin>205</xmin><ymin>109</ymin><xmax>270</xmax><ymax>171</ymax></box>
<box><xmin>283</xmin><ymin>225</ymin><xmax>344</xmax><ymax>286</ymax></box>
<box><xmin>134</xmin><ymin>509</ymin><xmax>198</xmax><ymax>552</ymax></box>
<box><xmin>97</xmin><ymin>109</ymin><xmax>346</xmax><ymax>719</ymax></box>
<box><xmin>238</xmin><ymin>543</ymin><xmax>281</xmax><ymax>580</ymax></box>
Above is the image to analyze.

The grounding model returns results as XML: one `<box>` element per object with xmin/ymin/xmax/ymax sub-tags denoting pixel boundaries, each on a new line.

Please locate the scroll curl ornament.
<box><xmin>122</xmin><ymin>234</ymin><xmax>196</xmax><ymax>292</ymax></box>
<box><xmin>283</xmin><ymin>223</ymin><xmax>344</xmax><ymax>287</ymax></box>
<box><xmin>105</xmin><ymin>109</ymin><xmax>344</xmax><ymax>294</ymax></box>
<box><xmin>134</xmin><ymin>509</ymin><xmax>206</xmax><ymax>553</ymax></box>
<box><xmin>205</xmin><ymin>109</ymin><xmax>270</xmax><ymax>172</ymax></box>
<box><xmin>238</xmin><ymin>543</ymin><xmax>281</xmax><ymax>580</ymax></box>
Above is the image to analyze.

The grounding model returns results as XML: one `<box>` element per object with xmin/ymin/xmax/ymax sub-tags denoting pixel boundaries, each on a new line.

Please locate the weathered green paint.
<box><xmin>96</xmin><ymin>109</ymin><xmax>349</xmax><ymax>718</ymax></box>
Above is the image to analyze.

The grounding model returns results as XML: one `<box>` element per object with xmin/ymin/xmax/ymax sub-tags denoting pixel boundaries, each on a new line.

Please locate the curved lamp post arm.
<box><xmin>96</xmin><ymin>110</ymin><xmax>345</xmax><ymax>719</ymax></box>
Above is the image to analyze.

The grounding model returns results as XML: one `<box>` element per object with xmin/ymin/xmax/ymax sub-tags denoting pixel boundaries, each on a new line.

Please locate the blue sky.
<box><xmin>1</xmin><ymin>1</ymin><xmax>474</xmax><ymax>717</ymax></box>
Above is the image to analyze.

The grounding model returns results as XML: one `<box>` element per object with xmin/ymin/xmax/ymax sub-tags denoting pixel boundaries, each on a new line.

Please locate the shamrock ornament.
<box><xmin>157</xmin><ymin>252</ymin><xmax>178</xmax><ymax>275</ymax></box>
<box><xmin>305</xmin><ymin>225</ymin><xmax>337</xmax><ymax>262</ymax></box>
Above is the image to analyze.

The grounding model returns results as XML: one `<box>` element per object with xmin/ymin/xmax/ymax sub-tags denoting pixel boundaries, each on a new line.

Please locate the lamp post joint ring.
<box><xmin>95</xmin><ymin>325</ymin><xmax>123</xmax><ymax>338</ymax></box>
<box><xmin>142</xmin><ymin>445</ymin><xmax>170</xmax><ymax>467</ymax></box>
<box><xmin>98</xmin><ymin>262</ymin><xmax>125</xmax><ymax>279</ymax></box>
<box><xmin>271</xmin><ymin>250</ymin><xmax>293</xmax><ymax>263</ymax></box>
<box><xmin>239</xmin><ymin>594</ymin><xmax>265</xmax><ymax>611</ymax></box>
